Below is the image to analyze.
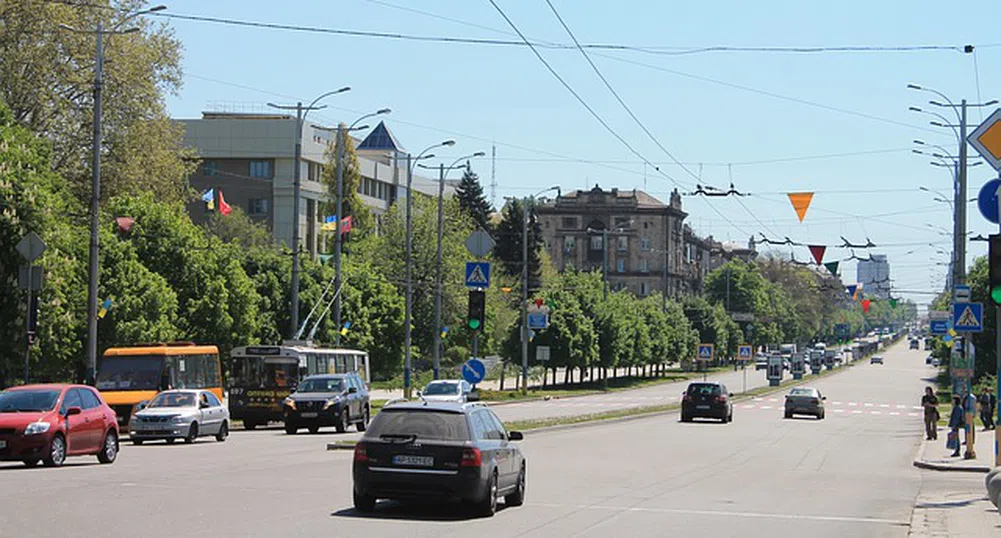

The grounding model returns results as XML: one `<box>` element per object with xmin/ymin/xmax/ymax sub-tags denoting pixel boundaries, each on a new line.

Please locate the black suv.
<box><xmin>282</xmin><ymin>373</ymin><xmax>369</xmax><ymax>434</ymax></box>
<box><xmin>681</xmin><ymin>381</ymin><xmax>733</xmax><ymax>423</ymax></box>
<box><xmin>352</xmin><ymin>401</ymin><xmax>526</xmax><ymax>517</ymax></box>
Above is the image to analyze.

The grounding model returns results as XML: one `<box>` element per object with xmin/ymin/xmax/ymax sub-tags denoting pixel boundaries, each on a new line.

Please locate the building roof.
<box><xmin>357</xmin><ymin>121</ymin><xmax>405</xmax><ymax>152</ymax></box>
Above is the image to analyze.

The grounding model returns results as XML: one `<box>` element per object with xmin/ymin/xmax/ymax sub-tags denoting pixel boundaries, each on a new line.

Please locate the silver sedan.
<box><xmin>130</xmin><ymin>389</ymin><xmax>230</xmax><ymax>445</ymax></box>
<box><xmin>784</xmin><ymin>387</ymin><xmax>826</xmax><ymax>419</ymax></box>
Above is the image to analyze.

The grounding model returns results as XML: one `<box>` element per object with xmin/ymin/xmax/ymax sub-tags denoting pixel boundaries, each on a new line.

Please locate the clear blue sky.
<box><xmin>160</xmin><ymin>0</ymin><xmax>1001</xmax><ymax>309</ymax></box>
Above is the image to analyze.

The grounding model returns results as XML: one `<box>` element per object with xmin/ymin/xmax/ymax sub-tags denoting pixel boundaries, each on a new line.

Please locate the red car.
<box><xmin>0</xmin><ymin>384</ymin><xmax>119</xmax><ymax>468</ymax></box>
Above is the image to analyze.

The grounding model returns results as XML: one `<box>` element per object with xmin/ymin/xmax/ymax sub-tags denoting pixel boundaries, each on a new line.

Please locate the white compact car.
<box><xmin>420</xmin><ymin>380</ymin><xmax>477</xmax><ymax>403</ymax></box>
<box><xmin>130</xmin><ymin>389</ymin><xmax>230</xmax><ymax>445</ymax></box>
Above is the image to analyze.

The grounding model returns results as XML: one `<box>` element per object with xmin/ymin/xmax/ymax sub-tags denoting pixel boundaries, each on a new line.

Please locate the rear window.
<box><xmin>789</xmin><ymin>388</ymin><xmax>816</xmax><ymax>396</ymax></box>
<box><xmin>366</xmin><ymin>409</ymin><xmax>470</xmax><ymax>441</ymax></box>
<box><xmin>687</xmin><ymin>384</ymin><xmax>721</xmax><ymax>396</ymax></box>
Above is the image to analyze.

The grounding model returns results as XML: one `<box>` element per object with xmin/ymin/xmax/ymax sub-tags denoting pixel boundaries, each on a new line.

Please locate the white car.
<box><xmin>130</xmin><ymin>389</ymin><xmax>230</xmax><ymax>445</ymax></box>
<box><xmin>870</xmin><ymin>355</ymin><xmax>884</xmax><ymax>365</ymax></box>
<box><xmin>420</xmin><ymin>380</ymin><xmax>476</xmax><ymax>403</ymax></box>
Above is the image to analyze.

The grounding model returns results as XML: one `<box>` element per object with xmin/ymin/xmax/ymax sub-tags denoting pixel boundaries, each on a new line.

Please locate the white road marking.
<box><xmin>834</xmin><ymin>409</ymin><xmax>845</xmax><ymax>413</ymax></box>
<box><xmin>852</xmin><ymin>410</ymin><xmax>863</xmax><ymax>414</ymax></box>
<box><xmin>530</xmin><ymin>503</ymin><xmax>908</xmax><ymax>526</ymax></box>
<box><xmin>890</xmin><ymin>412</ymin><xmax>900</xmax><ymax>416</ymax></box>
<box><xmin>871</xmin><ymin>411</ymin><xmax>882</xmax><ymax>415</ymax></box>
<box><xmin>896</xmin><ymin>405</ymin><xmax>907</xmax><ymax>409</ymax></box>
<box><xmin>864</xmin><ymin>403</ymin><xmax>874</xmax><ymax>407</ymax></box>
<box><xmin>760</xmin><ymin>405</ymin><xmax>773</xmax><ymax>409</ymax></box>
<box><xmin>879</xmin><ymin>404</ymin><xmax>890</xmax><ymax>408</ymax></box>
<box><xmin>849</xmin><ymin>402</ymin><xmax>858</xmax><ymax>406</ymax></box>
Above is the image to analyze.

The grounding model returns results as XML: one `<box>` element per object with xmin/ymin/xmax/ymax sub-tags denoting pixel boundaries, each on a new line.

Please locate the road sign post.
<box><xmin>461</xmin><ymin>358</ymin><xmax>486</xmax><ymax>386</ymax></box>
<box><xmin>15</xmin><ymin>232</ymin><xmax>47</xmax><ymax>384</ymax></box>
<box><xmin>697</xmin><ymin>344</ymin><xmax>713</xmax><ymax>381</ymax></box>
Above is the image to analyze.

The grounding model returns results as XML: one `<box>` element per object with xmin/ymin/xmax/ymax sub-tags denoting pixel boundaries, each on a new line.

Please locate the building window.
<box><xmin>590</xmin><ymin>235</ymin><xmax>603</xmax><ymax>250</ymax></box>
<box><xmin>307</xmin><ymin>162</ymin><xmax>322</xmax><ymax>182</ymax></box>
<box><xmin>563</xmin><ymin>236</ymin><xmax>576</xmax><ymax>253</ymax></box>
<box><xmin>643</xmin><ymin>222</ymin><xmax>649</xmax><ymax>229</ymax></box>
<box><xmin>562</xmin><ymin>217</ymin><xmax>578</xmax><ymax>229</ymax></box>
<box><xmin>641</xmin><ymin>237</ymin><xmax>651</xmax><ymax>251</ymax></box>
<box><xmin>640</xmin><ymin>282</ymin><xmax>649</xmax><ymax>296</ymax></box>
<box><xmin>617</xmin><ymin>258</ymin><xmax>626</xmax><ymax>273</ymax></box>
<box><xmin>248</xmin><ymin>198</ymin><xmax>269</xmax><ymax>215</ymax></box>
<box><xmin>249</xmin><ymin>160</ymin><xmax>272</xmax><ymax>178</ymax></box>
<box><xmin>617</xmin><ymin>236</ymin><xmax>628</xmax><ymax>252</ymax></box>
<box><xmin>640</xmin><ymin>259</ymin><xmax>649</xmax><ymax>273</ymax></box>
<box><xmin>203</xmin><ymin>160</ymin><xmax>217</xmax><ymax>176</ymax></box>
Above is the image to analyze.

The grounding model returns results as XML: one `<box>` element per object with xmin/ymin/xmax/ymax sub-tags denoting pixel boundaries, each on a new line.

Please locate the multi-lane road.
<box><xmin>1</xmin><ymin>340</ymin><xmax>942</xmax><ymax>537</ymax></box>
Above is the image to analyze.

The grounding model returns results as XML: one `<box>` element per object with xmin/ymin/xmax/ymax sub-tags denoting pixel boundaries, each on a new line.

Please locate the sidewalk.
<box><xmin>914</xmin><ymin>425</ymin><xmax>998</xmax><ymax>473</ymax></box>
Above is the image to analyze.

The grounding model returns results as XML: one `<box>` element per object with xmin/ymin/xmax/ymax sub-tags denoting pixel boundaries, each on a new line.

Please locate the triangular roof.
<box><xmin>357</xmin><ymin>121</ymin><xmax>405</xmax><ymax>152</ymax></box>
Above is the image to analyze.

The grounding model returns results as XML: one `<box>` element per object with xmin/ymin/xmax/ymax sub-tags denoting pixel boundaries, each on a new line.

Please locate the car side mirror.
<box><xmin>200</xmin><ymin>401</ymin><xmax>210</xmax><ymax>409</ymax></box>
<box><xmin>508</xmin><ymin>431</ymin><xmax>524</xmax><ymax>441</ymax></box>
<box><xmin>822</xmin><ymin>396</ymin><xmax>827</xmax><ymax>400</ymax></box>
<box><xmin>348</xmin><ymin>386</ymin><xmax>358</xmax><ymax>394</ymax></box>
<box><xmin>66</xmin><ymin>406</ymin><xmax>82</xmax><ymax>417</ymax></box>
<box><xmin>729</xmin><ymin>393</ymin><xmax>734</xmax><ymax>397</ymax></box>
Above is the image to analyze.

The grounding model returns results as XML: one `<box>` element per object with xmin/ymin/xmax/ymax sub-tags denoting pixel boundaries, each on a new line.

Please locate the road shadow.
<box><xmin>331</xmin><ymin>500</ymin><xmax>507</xmax><ymax>522</ymax></box>
<box><xmin>915</xmin><ymin>496</ymin><xmax>987</xmax><ymax>509</ymax></box>
<box><xmin>271</xmin><ymin>430</ymin><xmax>362</xmax><ymax>438</ymax></box>
<box><xmin>0</xmin><ymin>461</ymin><xmax>101</xmax><ymax>471</ymax></box>
<box><xmin>784</xmin><ymin>415</ymin><xmax>823</xmax><ymax>421</ymax></box>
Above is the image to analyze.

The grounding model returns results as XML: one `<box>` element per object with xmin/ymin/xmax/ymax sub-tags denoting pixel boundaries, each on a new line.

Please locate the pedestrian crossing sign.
<box><xmin>737</xmin><ymin>345</ymin><xmax>752</xmax><ymax>361</ymax></box>
<box><xmin>952</xmin><ymin>302</ymin><xmax>983</xmax><ymax>333</ymax></box>
<box><xmin>697</xmin><ymin>344</ymin><xmax>714</xmax><ymax>361</ymax></box>
<box><xmin>465</xmin><ymin>262</ymin><xmax>491</xmax><ymax>288</ymax></box>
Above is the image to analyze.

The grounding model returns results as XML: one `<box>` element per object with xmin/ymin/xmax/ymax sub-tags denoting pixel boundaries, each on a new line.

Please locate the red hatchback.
<box><xmin>0</xmin><ymin>384</ymin><xmax>119</xmax><ymax>468</ymax></box>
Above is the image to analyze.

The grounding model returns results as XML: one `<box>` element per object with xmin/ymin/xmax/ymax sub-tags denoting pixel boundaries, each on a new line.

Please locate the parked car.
<box><xmin>932</xmin><ymin>358</ymin><xmax>940</xmax><ymax>367</ymax></box>
<box><xmin>681</xmin><ymin>382</ymin><xmax>733</xmax><ymax>423</ymax></box>
<box><xmin>0</xmin><ymin>384</ymin><xmax>119</xmax><ymax>468</ymax></box>
<box><xmin>130</xmin><ymin>389</ymin><xmax>229</xmax><ymax>445</ymax></box>
<box><xmin>784</xmin><ymin>387</ymin><xmax>826</xmax><ymax>419</ymax></box>
<box><xmin>283</xmin><ymin>373</ymin><xmax>369</xmax><ymax>434</ymax></box>
<box><xmin>352</xmin><ymin>401</ymin><xmax>526</xmax><ymax>517</ymax></box>
<box><xmin>421</xmin><ymin>380</ymin><xmax>476</xmax><ymax>403</ymax></box>
<box><xmin>925</xmin><ymin>355</ymin><xmax>934</xmax><ymax>365</ymax></box>
<box><xmin>870</xmin><ymin>355</ymin><xmax>884</xmax><ymax>365</ymax></box>
<box><xmin>910</xmin><ymin>339</ymin><xmax>919</xmax><ymax>350</ymax></box>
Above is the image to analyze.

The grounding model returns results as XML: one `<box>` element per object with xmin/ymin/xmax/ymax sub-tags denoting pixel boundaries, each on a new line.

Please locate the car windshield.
<box><xmin>424</xmin><ymin>382</ymin><xmax>460</xmax><ymax>395</ymax></box>
<box><xmin>366</xmin><ymin>409</ymin><xmax>470</xmax><ymax>441</ymax></box>
<box><xmin>0</xmin><ymin>389</ymin><xmax>60</xmax><ymax>412</ymax></box>
<box><xmin>297</xmin><ymin>378</ymin><xmax>344</xmax><ymax>393</ymax></box>
<box><xmin>789</xmin><ymin>388</ymin><xmax>816</xmax><ymax>396</ymax></box>
<box><xmin>687</xmin><ymin>384</ymin><xmax>721</xmax><ymax>396</ymax></box>
<box><xmin>148</xmin><ymin>392</ymin><xmax>196</xmax><ymax>408</ymax></box>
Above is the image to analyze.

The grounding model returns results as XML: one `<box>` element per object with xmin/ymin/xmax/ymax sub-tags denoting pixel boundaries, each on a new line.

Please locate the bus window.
<box><xmin>334</xmin><ymin>354</ymin><xmax>348</xmax><ymax>374</ymax></box>
<box><xmin>167</xmin><ymin>354</ymin><xmax>220</xmax><ymax>390</ymax></box>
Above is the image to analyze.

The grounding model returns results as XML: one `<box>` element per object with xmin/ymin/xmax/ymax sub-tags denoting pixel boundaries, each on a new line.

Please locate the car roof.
<box><xmin>157</xmin><ymin>389</ymin><xmax>202</xmax><ymax>395</ymax></box>
<box><xmin>426</xmin><ymin>379</ymin><xmax>463</xmax><ymax>384</ymax></box>
<box><xmin>382</xmin><ymin>401</ymin><xmax>485</xmax><ymax>413</ymax></box>
<box><xmin>5</xmin><ymin>383</ymin><xmax>76</xmax><ymax>391</ymax></box>
<box><xmin>687</xmin><ymin>381</ymin><xmax>723</xmax><ymax>387</ymax></box>
<box><xmin>303</xmin><ymin>374</ymin><xmax>348</xmax><ymax>380</ymax></box>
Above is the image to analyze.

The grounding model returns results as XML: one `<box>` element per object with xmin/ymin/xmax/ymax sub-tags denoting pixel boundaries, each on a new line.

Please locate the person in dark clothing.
<box><xmin>978</xmin><ymin>388</ymin><xmax>996</xmax><ymax>431</ymax></box>
<box><xmin>948</xmin><ymin>395</ymin><xmax>965</xmax><ymax>457</ymax></box>
<box><xmin>921</xmin><ymin>387</ymin><xmax>939</xmax><ymax>440</ymax></box>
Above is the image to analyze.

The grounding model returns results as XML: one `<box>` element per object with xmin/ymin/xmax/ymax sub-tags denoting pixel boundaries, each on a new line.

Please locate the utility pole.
<box><xmin>521</xmin><ymin>199</ymin><xmax>530</xmax><ymax>393</ymax></box>
<box><xmin>85</xmin><ymin>20</ymin><xmax>104</xmax><ymax>386</ymax></box>
<box><xmin>333</xmin><ymin>123</ymin><xmax>345</xmax><ymax>345</ymax></box>
<box><xmin>602</xmin><ymin>229</ymin><xmax>609</xmax><ymax>300</ymax></box>
<box><xmin>433</xmin><ymin>163</ymin><xmax>445</xmax><ymax>379</ymax></box>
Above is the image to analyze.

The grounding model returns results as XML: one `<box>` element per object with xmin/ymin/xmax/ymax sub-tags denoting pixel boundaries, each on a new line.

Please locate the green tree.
<box><xmin>322</xmin><ymin>125</ymin><xmax>373</xmax><ymax>235</ymax></box>
<box><xmin>335</xmin><ymin>257</ymin><xmax>405</xmax><ymax>380</ymax></box>
<box><xmin>455</xmin><ymin>163</ymin><xmax>493</xmax><ymax>232</ymax></box>
<box><xmin>493</xmin><ymin>198</ymin><xmax>543</xmax><ymax>290</ymax></box>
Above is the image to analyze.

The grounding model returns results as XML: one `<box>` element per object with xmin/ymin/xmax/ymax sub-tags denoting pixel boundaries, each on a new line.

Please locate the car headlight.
<box><xmin>170</xmin><ymin>416</ymin><xmax>186</xmax><ymax>424</ymax></box>
<box><xmin>283</xmin><ymin>397</ymin><xmax>296</xmax><ymax>410</ymax></box>
<box><xmin>24</xmin><ymin>422</ymin><xmax>51</xmax><ymax>435</ymax></box>
<box><xmin>323</xmin><ymin>398</ymin><xmax>341</xmax><ymax>410</ymax></box>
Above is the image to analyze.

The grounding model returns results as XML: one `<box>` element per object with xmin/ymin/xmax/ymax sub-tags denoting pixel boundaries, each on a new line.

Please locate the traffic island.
<box><xmin>913</xmin><ymin>427</ymin><xmax>994</xmax><ymax>473</ymax></box>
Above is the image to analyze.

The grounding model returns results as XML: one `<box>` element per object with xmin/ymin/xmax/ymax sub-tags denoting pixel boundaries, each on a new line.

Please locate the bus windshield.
<box><xmin>231</xmin><ymin>357</ymin><xmax>297</xmax><ymax>388</ymax></box>
<box><xmin>96</xmin><ymin>356</ymin><xmax>163</xmax><ymax>391</ymax></box>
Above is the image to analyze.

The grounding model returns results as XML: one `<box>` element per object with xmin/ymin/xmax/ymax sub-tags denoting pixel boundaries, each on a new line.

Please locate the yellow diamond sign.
<box><xmin>968</xmin><ymin>108</ymin><xmax>1001</xmax><ymax>171</ymax></box>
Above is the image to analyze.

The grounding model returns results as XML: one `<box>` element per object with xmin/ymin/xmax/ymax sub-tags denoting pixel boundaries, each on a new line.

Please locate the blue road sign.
<box><xmin>465</xmin><ymin>262</ymin><xmax>491</xmax><ymax>288</ymax></box>
<box><xmin>929</xmin><ymin>319</ymin><xmax>949</xmax><ymax>335</ymax></box>
<box><xmin>977</xmin><ymin>179</ymin><xmax>1001</xmax><ymax>224</ymax></box>
<box><xmin>527</xmin><ymin>312</ymin><xmax>549</xmax><ymax>330</ymax></box>
<box><xmin>697</xmin><ymin>344</ymin><xmax>714</xmax><ymax>361</ymax></box>
<box><xmin>952</xmin><ymin>302</ymin><xmax>984</xmax><ymax>333</ymax></box>
<box><xmin>461</xmin><ymin>358</ymin><xmax>486</xmax><ymax>385</ymax></box>
<box><xmin>738</xmin><ymin>345</ymin><xmax>752</xmax><ymax>360</ymax></box>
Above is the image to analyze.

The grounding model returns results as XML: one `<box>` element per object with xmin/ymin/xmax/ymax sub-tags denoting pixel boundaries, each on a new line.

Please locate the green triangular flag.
<box><xmin>318</xmin><ymin>254</ymin><xmax>333</xmax><ymax>264</ymax></box>
<box><xmin>889</xmin><ymin>298</ymin><xmax>898</xmax><ymax>309</ymax></box>
<box><xmin>824</xmin><ymin>261</ymin><xmax>839</xmax><ymax>276</ymax></box>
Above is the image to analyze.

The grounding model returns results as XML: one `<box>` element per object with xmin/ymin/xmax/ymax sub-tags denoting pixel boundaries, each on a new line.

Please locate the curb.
<box><xmin>912</xmin><ymin>459</ymin><xmax>991</xmax><ymax>473</ymax></box>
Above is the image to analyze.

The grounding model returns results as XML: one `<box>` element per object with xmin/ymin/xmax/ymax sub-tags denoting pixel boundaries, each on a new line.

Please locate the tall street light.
<box><xmin>404</xmin><ymin>140</ymin><xmax>455</xmax><ymax>398</ymax></box>
<box><xmin>522</xmin><ymin>186</ymin><xmax>560</xmax><ymax>393</ymax></box>
<box><xmin>268</xmin><ymin>87</ymin><xmax>351</xmax><ymax>339</ymax></box>
<box><xmin>419</xmin><ymin>152</ymin><xmax>486</xmax><ymax>379</ymax></box>
<box><xmin>333</xmin><ymin>108</ymin><xmax>391</xmax><ymax>345</ymax></box>
<box><xmin>60</xmin><ymin>4</ymin><xmax>167</xmax><ymax>385</ymax></box>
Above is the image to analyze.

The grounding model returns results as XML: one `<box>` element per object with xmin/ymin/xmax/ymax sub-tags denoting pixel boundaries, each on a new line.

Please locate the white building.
<box><xmin>857</xmin><ymin>254</ymin><xmax>890</xmax><ymax>299</ymax></box>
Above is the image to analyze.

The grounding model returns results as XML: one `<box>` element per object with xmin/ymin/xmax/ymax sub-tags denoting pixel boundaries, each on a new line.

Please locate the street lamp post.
<box><xmin>333</xmin><ymin>108</ymin><xmax>391</xmax><ymax>345</ymax></box>
<box><xmin>522</xmin><ymin>187</ymin><xmax>560</xmax><ymax>393</ymax></box>
<box><xmin>404</xmin><ymin>140</ymin><xmax>455</xmax><ymax>398</ymax></box>
<box><xmin>60</xmin><ymin>5</ymin><xmax>167</xmax><ymax>385</ymax></box>
<box><xmin>268</xmin><ymin>87</ymin><xmax>351</xmax><ymax>339</ymax></box>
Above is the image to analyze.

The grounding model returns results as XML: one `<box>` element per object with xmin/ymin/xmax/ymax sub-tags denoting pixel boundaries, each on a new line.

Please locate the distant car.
<box><xmin>784</xmin><ymin>387</ymin><xmax>826</xmax><ymax>419</ymax></box>
<box><xmin>910</xmin><ymin>339</ymin><xmax>919</xmax><ymax>350</ymax></box>
<box><xmin>0</xmin><ymin>384</ymin><xmax>119</xmax><ymax>468</ymax></box>
<box><xmin>421</xmin><ymin>380</ymin><xmax>476</xmax><ymax>403</ymax></box>
<box><xmin>352</xmin><ymin>401</ymin><xmax>526</xmax><ymax>517</ymax></box>
<box><xmin>681</xmin><ymin>382</ymin><xmax>733</xmax><ymax>423</ymax></box>
<box><xmin>130</xmin><ymin>389</ymin><xmax>229</xmax><ymax>445</ymax></box>
<box><xmin>932</xmin><ymin>358</ymin><xmax>941</xmax><ymax>367</ymax></box>
<box><xmin>283</xmin><ymin>373</ymin><xmax>369</xmax><ymax>434</ymax></box>
<box><xmin>755</xmin><ymin>355</ymin><xmax>768</xmax><ymax>371</ymax></box>
<box><xmin>870</xmin><ymin>355</ymin><xmax>884</xmax><ymax>365</ymax></box>
<box><xmin>925</xmin><ymin>355</ymin><xmax>934</xmax><ymax>365</ymax></box>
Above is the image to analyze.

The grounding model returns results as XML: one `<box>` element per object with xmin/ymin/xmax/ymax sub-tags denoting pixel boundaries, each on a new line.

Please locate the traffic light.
<box><xmin>27</xmin><ymin>294</ymin><xmax>39</xmax><ymax>346</ymax></box>
<box><xmin>990</xmin><ymin>234</ymin><xmax>1001</xmax><ymax>304</ymax></box>
<box><xmin>467</xmin><ymin>290</ymin><xmax>486</xmax><ymax>331</ymax></box>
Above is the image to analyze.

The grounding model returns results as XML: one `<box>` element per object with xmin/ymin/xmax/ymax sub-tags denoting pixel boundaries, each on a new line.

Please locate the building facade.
<box><xmin>179</xmin><ymin>113</ymin><xmax>447</xmax><ymax>256</ymax></box>
<box><xmin>857</xmin><ymin>254</ymin><xmax>890</xmax><ymax>299</ymax></box>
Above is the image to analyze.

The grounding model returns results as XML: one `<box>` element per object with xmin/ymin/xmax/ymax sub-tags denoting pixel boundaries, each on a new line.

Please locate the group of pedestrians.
<box><xmin>922</xmin><ymin>387</ymin><xmax>996</xmax><ymax>458</ymax></box>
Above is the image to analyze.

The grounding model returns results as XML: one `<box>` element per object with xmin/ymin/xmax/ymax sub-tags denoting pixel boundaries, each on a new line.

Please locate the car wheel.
<box><xmin>357</xmin><ymin>406</ymin><xmax>369</xmax><ymax>432</ymax></box>
<box><xmin>23</xmin><ymin>459</ymin><xmax>39</xmax><ymax>468</ymax></box>
<box><xmin>681</xmin><ymin>413</ymin><xmax>692</xmax><ymax>423</ymax></box>
<box><xmin>215</xmin><ymin>421</ymin><xmax>229</xmax><ymax>442</ymax></box>
<box><xmin>505</xmin><ymin>463</ymin><xmax>526</xmax><ymax>507</ymax></box>
<box><xmin>353</xmin><ymin>491</ymin><xmax>376</xmax><ymax>513</ymax></box>
<box><xmin>475</xmin><ymin>470</ymin><xmax>499</xmax><ymax>517</ymax></box>
<box><xmin>132</xmin><ymin>439</ymin><xmax>144</xmax><ymax>446</ymax></box>
<box><xmin>308</xmin><ymin>425</ymin><xmax>320</xmax><ymax>434</ymax></box>
<box><xmin>43</xmin><ymin>434</ymin><xmax>66</xmax><ymax>467</ymax></box>
<box><xmin>97</xmin><ymin>431</ymin><xmax>118</xmax><ymax>464</ymax></box>
<box><xmin>784</xmin><ymin>411</ymin><xmax>793</xmax><ymax>419</ymax></box>
<box><xmin>285</xmin><ymin>423</ymin><xmax>297</xmax><ymax>435</ymax></box>
<box><xmin>336</xmin><ymin>409</ymin><xmax>349</xmax><ymax>433</ymax></box>
<box><xmin>166</xmin><ymin>438</ymin><xmax>175</xmax><ymax>445</ymax></box>
<box><xmin>244</xmin><ymin>421</ymin><xmax>257</xmax><ymax>431</ymax></box>
<box><xmin>185</xmin><ymin>422</ymin><xmax>199</xmax><ymax>444</ymax></box>
<box><xmin>818</xmin><ymin>410</ymin><xmax>825</xmax><ymax>420</ymax></box>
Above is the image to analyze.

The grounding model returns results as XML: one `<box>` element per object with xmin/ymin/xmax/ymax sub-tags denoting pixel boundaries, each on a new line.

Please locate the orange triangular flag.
<box><xmin>787</xmin><ymin>192</ymin><xmax>814</xmax><ymax>222</ymax></box>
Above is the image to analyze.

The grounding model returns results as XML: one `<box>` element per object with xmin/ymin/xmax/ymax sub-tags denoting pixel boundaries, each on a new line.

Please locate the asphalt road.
<box><xmin>0</xmin><ymin>339</ymin><xmax>931</xmax><ymax>538</ymax></box>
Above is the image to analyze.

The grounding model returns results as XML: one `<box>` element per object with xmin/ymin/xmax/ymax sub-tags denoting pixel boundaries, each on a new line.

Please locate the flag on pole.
<box><xmin>340</xmin><ymin>321</ymin><xmax>352</xmax><ymax>337</ymax></box>
<box><xmin>808</xmin><ymin>245</ymin><xmax>826</xmax><ymax>265</ymax></box>
<box><xmin>340</xmin><ymin>216</ymin><xmax>353</xmax><ymax>235</ymax></box>
<box><xmin>441</xmin><ymin>326</ymin><xmax>449</xmax><ymax>339</ymax></box>
<box><xmin>823</xmin><ymin>261</ymin><xmax>839</xmax><ymax>276</ymax></box>
<box><xmin>861</xmin><ymin>299</ymin><xmax>871</xmax><ymax>313</ymax></box>
<box><xmin>787</xmin><ymin>192</ymin><xmax>814</xmax><ymax>222</ymax></box>
<box><xmin>322</xmin><ymin>215</ymin><xmax>338</xmax><ymax>232</ymax></box>
<box><xmin>201</xmin><ymin>188</ymin><xmax>215</xmax><ymax>211</ymax></box>
<box><xmin>218</xmin><ymin>190</ymin><xmax>232</xmax><ymax>216</ymax></box>
<box><xmin>97</xmin><ymin>298</ymin><xmax>112</xmax><ymax>319</ymax></box>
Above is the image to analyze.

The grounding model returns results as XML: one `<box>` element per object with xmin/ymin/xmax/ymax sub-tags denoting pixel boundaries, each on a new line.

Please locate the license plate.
<box><xmin>393</xmin><ymin>455</ymin><xmax>433</xmax><ymax>467</ymax></box>
<box><xmin>0</xmin><ymin>440</ymin><xmax>6</xmax><ymax>449</ymax></box>
<box><xmin>300</xmin><ymin>412</ymin><xmax>318</xmax><ymax>418</ymax></box>
<box><xmin>696</xmin><ymin>405</ymin><xmax>710</xmax><ymax>410</ymax></box>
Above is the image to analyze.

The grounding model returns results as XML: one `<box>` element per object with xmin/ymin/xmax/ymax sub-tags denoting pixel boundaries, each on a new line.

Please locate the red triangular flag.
<box><xmin>218</xmin><ymin>190</ymin><xmax>232</xmax><ymax>216</ymax></box>
<box><xmin>340</xmin><ymin>215</ymin><xmax>352</xmax><ymax>235</ymax></box>
<box><xmin>862</xmin><ymin>299</ymin><xmax>871</xmax><ymax>313</ymax></box>
<box><xmin>808</xmin><ymin>245</ymin><xmax>826</xmax><ymax>265</ymax></box>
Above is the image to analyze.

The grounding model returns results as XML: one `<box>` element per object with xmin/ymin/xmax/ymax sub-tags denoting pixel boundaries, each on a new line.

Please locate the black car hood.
<box><xmin>288</xmin><ymin>391</ymin><xmax>343</xmax><ymax>402</ymax></box>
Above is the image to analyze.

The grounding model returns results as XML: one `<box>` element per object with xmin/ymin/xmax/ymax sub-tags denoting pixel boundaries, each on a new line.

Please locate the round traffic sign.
<box><xmin>977</xmin><ymin>178</ymin><xmax>1001</xmax><ymax>224</ymax></box>
<box><xmin>461</xmin><ymin>358</ymin><xmax>486</xmax><ymax>385</ymax></box>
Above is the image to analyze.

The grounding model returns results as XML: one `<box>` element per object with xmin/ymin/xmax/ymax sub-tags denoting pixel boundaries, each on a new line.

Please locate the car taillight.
<box><xmin>461</xmin><ymin>447</ymin><xmax>482</xmax><ymax>468</ymax></box>
<box><xmin>353</xmin><ymin>442</ymin><xmax>368</xmax><ymax>463</ymax></box>
<box><xmin>682</xmin><ymin>394</ymin><xmax>691</xmax><ymax>402</ymax></box>
<box><xmin>715</xmin><ymin>395</ymin><xmax>727</xmax><ymax>403</ymax></box>
<box><xmin>811</xmin><ymin>398</ymin><xmax>819</xmax><ymax>405</ymax></box>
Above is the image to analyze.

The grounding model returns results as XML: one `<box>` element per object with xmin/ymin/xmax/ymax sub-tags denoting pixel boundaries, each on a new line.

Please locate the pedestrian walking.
<box><xmin>978</xmin><ymin>388</ymin><xmax>995</xmax><ymax>431</ymax></box>
<box><xmin>921</xmin><ymin>387</ymin><xmax>939</xmax><ymax>440</ymax></box>
<box><xmin>947</xmin><ymin>395</ymin><xmax>965</xmax><ymax>457</ymax></box>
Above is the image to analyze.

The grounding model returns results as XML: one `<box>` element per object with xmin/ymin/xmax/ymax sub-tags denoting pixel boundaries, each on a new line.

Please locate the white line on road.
<box><xmin>834</xmin><ymin>409</ymin><xmax>845</xmax><ymax>413</ymax></box>
<box><xmin>849</xmin><ymin>402</ymin><xmax>858</xmax><ymax>406</ymax></box>
<box><xmin>864</xmin><ymin>403</ymin><xmax>874</xmax><ymax>407</ymax></box>
<box><xmin>879</xmin><ymin>404</ymin><xmax>890</xmax><ymax>408</ymax></box>
<box><xmin>852</xmin><ymin>410</ymin><xmax>863</xmax><ymax>414</ymax></box>
<box><xmin>896</xmin><ymin>405</ymin><xmax>907</xmax><ymax>409</ymax></box>
<box><xmin>890</xmin><ymin>412</ymin><xmax>900</xmax><ymax>416</ymax></box>
<box><xmin>760</xmin><ymin>406</ymin><xmax>773</xmax><ymax>409</ymax></box>
<box><xmin>871</xmin><ymin>411</ymin><xmax>882</xmax><ymax>415</ymax></box>
<box><xmin>530</xmin><ymin>503</ymin><xmax>909</xmax><ymax>526</ymax></box>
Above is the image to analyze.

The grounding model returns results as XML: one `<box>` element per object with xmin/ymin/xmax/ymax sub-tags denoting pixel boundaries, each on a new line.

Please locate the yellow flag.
<box><xmin>787</xmin><ymin>192</ymin><xmax>814</xmax><ymax>222</ymax></box>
